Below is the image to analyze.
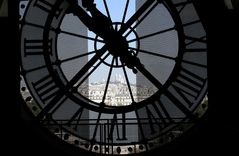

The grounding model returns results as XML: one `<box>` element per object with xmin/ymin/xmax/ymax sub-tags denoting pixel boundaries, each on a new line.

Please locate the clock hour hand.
<box><xmin>67</xmin><ymin>1</ymin><xmax>144</xmax><ymax>74</ymax></box>
<box><xmin>81</xmin><ymin>0</ymin><xmax>94</xmax><ymax>9</ymax></box>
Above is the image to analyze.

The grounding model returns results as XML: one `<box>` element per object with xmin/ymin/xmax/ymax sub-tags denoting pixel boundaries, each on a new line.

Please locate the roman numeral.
<box><xmin>34</xmin><ymin>0</ymin><xmax>62</xmax><ymax>18</ymax></box>
<box><xmin>184</xmin><ymin>35</ymin><xmax>207</xmax><ymax>53</ymax></box>
<box><xmin>163</xmin><ymin>66</ymin><xmax>206</xmax><ymax>120</ymax></box>
<box><xmin>32</xmin><ymin>74</ymin><xmax>59</xmax><ymax>104</ymax></box>
<box><xmin>172</xmin><ymin>67</ymin><xmax>206</xmax><ymax>102</ymax></box>
<box><xmin>183</xmin><ymin>20</ymin><xmax>200</xmax><ymax>27</ymax></box>
<box><xmin>144</xmin><ymin>106</ymin><xmax>162</xmax><ymax>134</ymax></box>
<box><xmin>33</xmin><ymin>70</ymin><xmax>76</xmax><ymax>120</ymax></box>
<box><xmin>182</xmin><ymin>59</ymin><xmax>207</xmax><ymax>68</ymax></box>
<box><xmin>136</xmin><ymin>101</ymin><xmax>174</xmax><ymax>136</ymax></box>
<box><xmin>108</xmin><ymin>114</ymin><xmax>127</xmax><ymax>141</ymax></box>
<box><xmin>36</xmin><ymin>90</ymin><xmax>68</xmax><ymax>120</ymax></box>
<box><xmin>185</xmin><ymin>48</ymin><xmax>207</xmax><ymax>52</ymax></box>
<box><xmin>24</xmin><ymin>39</ymin><xmax>52</xmax><ymax>56</ymax></box>
<box><xmin>164</xmin><ymin>89</ymin><xmax>197</xmax><ymax>120</ymax></box>
<box><xmin>174</xmin><ymin>0</ymin><xmax>193</xmax><ymax>14</ymax></box>
<box><xmin>135</xmin><ymin>110</ymin><xmax>146</xmax><ymax>141</ymax></box>
<box><xmin>91</xmin><ymin>112</ymin><xmax>102</xmax><ymax>142</ymax></box>
<box><xmin>185</xmin><ymin>35</ymin><xmax>207</xmax><ymax>45</ymax></box>
<box><xmin>66</xmin><ymin>107</ymin><xmax>84</xmax><ymax>130</ymax></box>
<box><xmin>154</xmin><ymin>100</ymin><xmax>174</xmax><ymax>124</ymax></box>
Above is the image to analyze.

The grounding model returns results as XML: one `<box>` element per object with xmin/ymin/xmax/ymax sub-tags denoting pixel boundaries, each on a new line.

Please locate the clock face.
<box><xmin>20</xmin><ymin>0</ymin><xmax>208</xmax><ymax>155</ymax></box>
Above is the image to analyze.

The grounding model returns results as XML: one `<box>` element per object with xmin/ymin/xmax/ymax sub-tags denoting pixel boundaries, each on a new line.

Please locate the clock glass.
<box><xmin>20</xmin><ymin>0</ymin><xmax>208</xmax><ymax>155</ymax></box>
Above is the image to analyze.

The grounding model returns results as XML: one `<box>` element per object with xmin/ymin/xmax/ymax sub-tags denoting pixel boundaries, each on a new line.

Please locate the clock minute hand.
<box><xmin>68</xmin><ymin>0</ymin><xmax>113</xmax><ymax>39</ymax></box>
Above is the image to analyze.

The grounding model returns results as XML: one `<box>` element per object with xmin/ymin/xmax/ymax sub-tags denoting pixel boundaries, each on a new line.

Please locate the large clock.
<box><xmin>20</xmin><ymin>0</ymin><xmax>208</xmax><ymax>155</ymax></box>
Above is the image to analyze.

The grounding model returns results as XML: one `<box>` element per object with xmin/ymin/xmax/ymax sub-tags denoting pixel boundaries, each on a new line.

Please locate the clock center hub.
<box><xmin>94</xmin><ymin>22</ymin><xmax>140</xmax><ymax>68</ymax></box>
<box><xmin>104</xmin><ymin>31</ymin><xmax>129</xmax><ymax>58</ymax></box>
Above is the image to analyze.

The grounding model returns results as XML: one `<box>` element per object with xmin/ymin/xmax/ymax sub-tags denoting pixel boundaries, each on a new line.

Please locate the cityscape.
<box><xmin>78</xmin><ymin>74</ymin><xmax>157</xmax><ymax>106</ymax></box>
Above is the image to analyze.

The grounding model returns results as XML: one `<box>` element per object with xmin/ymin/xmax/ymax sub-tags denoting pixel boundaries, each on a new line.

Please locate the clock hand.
<box><xmin>134</xmin><ymin>58</ymin><xmax>163</xmax><ymax>89</ymax></box>
<box><xmin>82</xmin><ymin>0</ymin><xmax>113</xmax><ymax>37</ymax></box>
<box><xmin>68</xmin><ymin>1</ymin><xmax>135</xmax><ymax>70</ymax></box>
<box><xmin>67</xmin><ymin>0</ymin><xmax>150</xmax><ymax>74</ymax></box>
<box><xmin>67</xmin><ymin>0</ymin><xmax>113</xmax><ymax>39</ymax></box>
<box><xmin>78</xmin><ymin>0</ymin><xmax>156</xmax><ymax>38</ymax></box>
<box><xmin>67</xmin><ymin>0</ymin><xmax>96</xmax><ymax>31</ymax></box>
<box><xmin>81</xmin><ymin>0</ymin><xmax>94</xmax><ymax>9</ymax></box>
